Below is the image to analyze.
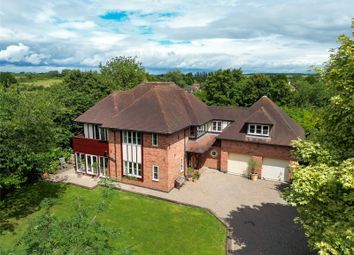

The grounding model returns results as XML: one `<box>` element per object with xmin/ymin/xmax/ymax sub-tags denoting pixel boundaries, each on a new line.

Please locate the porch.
<box><xmin>186</xmin><ymin>133</ymin><xmax>219</xmax><ymax>169</ymax></box>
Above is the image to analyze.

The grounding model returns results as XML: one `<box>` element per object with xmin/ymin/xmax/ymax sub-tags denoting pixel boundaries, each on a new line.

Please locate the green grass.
<box><xmin>18</xmin><ymin>78</ymin><xmax>63</xmax><ymax>87</ymax></box>
<box><xmin>0</xmin><ymin>182</ymin><xmax>226</xmax><ymax>255</ymax></box>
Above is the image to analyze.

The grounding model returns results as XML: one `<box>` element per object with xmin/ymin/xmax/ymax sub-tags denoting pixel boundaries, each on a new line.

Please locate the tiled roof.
<box><xmin>217</xmin><ymin>96</ymin><xmax>305</xmax><ymax>146</ymax></box>
<box><xmin>76</xmin><ymin>82</ymin><xmax>213</xmax><ymax>134</ymax></box>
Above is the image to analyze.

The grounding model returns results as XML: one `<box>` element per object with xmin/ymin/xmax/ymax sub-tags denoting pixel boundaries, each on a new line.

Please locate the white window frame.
<box><xmin>99</xmin><ymin>156</ymin><xmax>109</xmax><ymax>177</ymax></box>
<box><xmin>123</xmin><ymin>131</ymin><xmax>142</xmax><ymax>145</ymax></box>
<box><xmin>152</xmin><ymin>133</ymin><xmax>158</xmax><ymax>147</ymax></box>
<box><xmin>212</xmin><ymin>121</ymin><xmax>222</xmax><ymax>132</ymax></box>
<box><xmin>152</xmin><ymin>165</ymin><xmax>159</xmax><ymax>181</ymax></box>
<box><xmin>123</xmin><ymin>160</ymin><xmax>142</xmax><ymax>178</ymax></box>
<box><xmin>247</xmin><ymin>124</ymin><xmax>270</xmax><ymax>137</ymax></box>
<box><xmin>86</xmin><ymin>154</ymin><xmax>98</xmax><ymax>175</ymax></box>
<box><xmin>75</xmin><ymin>153</ymin><xmax>85</xmax><ymax>172</ymax></box>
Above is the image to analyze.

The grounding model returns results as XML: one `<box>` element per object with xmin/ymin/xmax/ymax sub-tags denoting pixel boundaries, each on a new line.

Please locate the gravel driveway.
<box><xmin>119</xmin><ymin>168</ymin><xmax>311</xmax><ymax>254</ymax></box>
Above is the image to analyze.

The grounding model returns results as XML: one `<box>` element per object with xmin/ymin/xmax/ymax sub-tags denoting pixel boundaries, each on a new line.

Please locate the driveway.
<box><xmin>119</xmin><ymin>168</ymin><xmax>310</xmax><ymax>255</ymax></box>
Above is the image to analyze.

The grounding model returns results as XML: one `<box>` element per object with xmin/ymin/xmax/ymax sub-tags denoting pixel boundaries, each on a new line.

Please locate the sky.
<box><xmin>0</xmin><ymin>0</ymin><xmax>353</xmax><ymax>74</ymax></box>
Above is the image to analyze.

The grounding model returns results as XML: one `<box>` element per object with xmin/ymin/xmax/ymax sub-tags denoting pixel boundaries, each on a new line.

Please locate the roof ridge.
<box><xmin>265</xmin><ymin>98</ymin><xmax>299</xmax><ymax>136</ymax></box>
<box><xmin>153</xmin><ymin>88</ymin><xmax>171</xmax><ymax>132</ymax></box>
<box><xmin>110</xmin><ymin>85</ymin><xmax>152</xmax><ymax>118</ymax></box>
<box><xmin>183</xmin><ymin>91</ymin><xmax>199</xmax><ymax>125</ymax></box>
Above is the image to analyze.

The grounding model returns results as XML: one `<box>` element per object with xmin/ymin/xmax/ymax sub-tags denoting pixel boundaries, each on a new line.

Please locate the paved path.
<box><xmin>50</xmin><ymin>168</ymin><xmax>310</xmax><ymax>254</ymax></box>
<box><xmin>48</xmin><ymin>167</ymin><xmax>99</xmax><ymax>189</ymax></box>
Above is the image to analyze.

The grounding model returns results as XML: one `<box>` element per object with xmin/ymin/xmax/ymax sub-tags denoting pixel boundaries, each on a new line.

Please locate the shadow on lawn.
<box><xmin>0</xmin><ymin>181</ymin><xmax>66</xmax><ymax>235</ymax></box>
<box><xmin>225</xmin><ymin>203</ymin><xmax>313</xmax><ymax>255</ymax></box>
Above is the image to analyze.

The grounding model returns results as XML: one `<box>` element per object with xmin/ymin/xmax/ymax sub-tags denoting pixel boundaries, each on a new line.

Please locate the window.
<box><xmin>247</xmin><ymin>124</ymin><xmax>270</xmax><ymax>137</ymax></box>
<box><xmin>152</xmin><ymin>133</ymin><xmax>158</xmax><ymax>147</ymax></box>
<box><xmin>84</xmin><ymin>124</ymin><xmax>107</xmax><ymax>141</ymax></box>
<box><xmin>152</xmin><ymin>165</ymin><xmax>159</xmax><ymax>181</ymax></box>
<box><xmin>180</xmin><ymin>159</ymin><xmax>184</xmax><ymax>172</ymax></box>
<box><xmin>123</xmin><ymin>160</ymin><xmax>142</xmax><ymax>178</ymax></box>
<box><xmin>99</xmin><ymin>156</ymin><xmax>108</xmax><ymax>177</ymax></box>
<box><xmin>196</xmin><ymin>125</ymin><xmax>206</xmax><ymax>138</ymax></box>
<box><xmin>99</xmin><ymin>128</ymin><xmax>108</xmax><ymax>141</ymax></box>
<box><xmin>86</xmin><ymin>154</ymin><xmax>98</xmax><ymax>175</ymax></box>
<box><xmin>122</xmin><ymin>131</ymin><xmax>142</xmax><ymax>145</ymax></box>
<box><xmin>212</xmin><ymin>121</ymin><xmax>222</xmax><ymax>132</ymax></box>
<box><xmin>75</xmin><ymin>153</ymin><xmax>85</xmax><ymax>172</ymax></box>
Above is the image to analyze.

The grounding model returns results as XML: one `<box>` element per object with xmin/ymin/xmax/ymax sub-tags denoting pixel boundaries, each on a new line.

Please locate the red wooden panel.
<box><xmin>73</xmin><ymin>135</ymin><xmax>109</xmax><ymax>156</ymax></box>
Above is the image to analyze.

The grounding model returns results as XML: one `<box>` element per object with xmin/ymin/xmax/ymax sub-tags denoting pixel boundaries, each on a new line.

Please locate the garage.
<box><xmin>262</xmin><ymin>158</ymin><xmax>290</xmax><ymax>182</ymax></box>
<box><xmin>227</xmin><ymin>153</ymin><xmax>251</xmax><ymax>176</ymax></box>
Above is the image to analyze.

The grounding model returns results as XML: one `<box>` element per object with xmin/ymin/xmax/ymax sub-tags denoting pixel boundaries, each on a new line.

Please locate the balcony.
<box><xmin>72</xmin><ymin>134</ymin><xmax>109</xmax><ymax>156</ymax></box>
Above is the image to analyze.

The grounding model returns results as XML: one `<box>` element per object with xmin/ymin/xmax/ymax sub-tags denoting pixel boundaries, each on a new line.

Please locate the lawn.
<box><xmin>0</xmin><ymin>182</ymin><xmax>226</xmax><ymax>255</ymax></box>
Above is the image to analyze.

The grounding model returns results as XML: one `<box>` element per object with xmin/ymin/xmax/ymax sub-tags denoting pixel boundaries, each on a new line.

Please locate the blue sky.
<box><xmin>0</xmin><ymin>0</ymin><xmax>352</xmax><ymax>73</ymax></box>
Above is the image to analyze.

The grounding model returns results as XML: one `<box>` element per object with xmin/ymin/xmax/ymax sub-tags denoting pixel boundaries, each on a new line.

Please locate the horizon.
<box><xmin>0</xmin><ymin>0</ymin><xmax>352</xmax><ymax>73</ymax></box>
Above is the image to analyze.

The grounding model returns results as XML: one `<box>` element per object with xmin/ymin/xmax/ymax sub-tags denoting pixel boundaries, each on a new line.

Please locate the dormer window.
<box><xmin>212</xmin><ymin>121</ymin><xmax>222</xmax><ymax>132</ymax></box>
<box><xmin>247</xmin><ymin>124</ymin><xmax>270</xmax><ymax>137</ymax></box>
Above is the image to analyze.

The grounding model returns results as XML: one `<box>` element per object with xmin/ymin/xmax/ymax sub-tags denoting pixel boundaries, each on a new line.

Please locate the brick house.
<box><xmin>73</xmin><ymin>82</ymin><xmax>304</xmax><ymax>192</ymax></box>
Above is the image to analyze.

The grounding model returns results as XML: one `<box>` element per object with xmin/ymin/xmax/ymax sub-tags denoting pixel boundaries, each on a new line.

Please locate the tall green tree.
<box><xmin>100</xmin><ymin>56</ymin><xmax>146</xmax><ymax>90</ymax></box>
<box><xmin>202</xmin><ymin>68</ymin><xmax>244</xmax><ymax>106</ymax></box>
<box><xmin>284</xmin><ymin>28</ymin><xmax>354</xmax><ymax>255</ymax></box>
<box><xmin>0</xmin><ymin>72</ymin><xmax>17</xmax><ymax>88</ymax></box>
<box><xmin>320</xmin><ymin>34</ymin><xmax>354</xmax><ymax>160</ymax></box>
<box><xmin>49</xmin><ymin>70</ymin><xmax>111</xmax><ymax>146</ymax></box>
<box><xmin>0</xmin><ymin>88</ymin><xmax>60</xmax><ymax>193</ymax></box>
<box><xmin>161</xmin><ymin>69</ymin><xmax>188</xmax><ymax>88</ymax></box>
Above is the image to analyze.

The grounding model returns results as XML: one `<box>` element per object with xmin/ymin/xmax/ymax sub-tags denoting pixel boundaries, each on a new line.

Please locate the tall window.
<box><xmin>152</xmin><ymin>133</ymin><xmax>158</xmax><ymax>147</ymax></box>
<box><xmin>75</xmin><ymin>153</ymin><xmax>85</xmax><ymax>172</ymax></box>
<box><xmin>212</xmin><ymin>121</ymin><xmax>222</xmax><ymax>132</ymax></box>
<box><xmin>152</xmin><ymin>165</ymin><xmax>159</xmax><ymax>181</ymax></box>
<box><xmin>180</xmin><ymin>159</ymin><xmax>184</xmax><ymax>172</ymax></box>
<box><xmin>86</xmin><ymin>154</ymin><xmax>98</xmax><ymax>175</ymax></box>
<box><xmin>123</xmin><ymin>131</ymin><xmax>142</xmax><ymax>145</ymax></box>
<box><xmin>99</xmin><ymin>156</ymin><xmax>108</xmax><ymax>177</ymax></box>
<box><xmin>247</xmin><ymin>124</ymin><xmax>270</xmax><ymax>137</ymax></box>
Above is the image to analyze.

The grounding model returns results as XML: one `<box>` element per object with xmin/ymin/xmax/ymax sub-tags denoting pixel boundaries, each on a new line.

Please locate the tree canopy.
<box><xmin>284</xmin><ymin>31</ymin><xmax>354</xmax><ymax>255</ymax></box>
<box><xmin>100</xmin><ymin>56</ymin><xmax>146</xmax><ymax>90</ymax></box>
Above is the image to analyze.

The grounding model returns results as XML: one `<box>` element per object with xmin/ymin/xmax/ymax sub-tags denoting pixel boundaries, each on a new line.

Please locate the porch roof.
<box><xmin>186</xmin><ymin>134</ymin><xmax>218</xmax><ymax>154</ymax></box>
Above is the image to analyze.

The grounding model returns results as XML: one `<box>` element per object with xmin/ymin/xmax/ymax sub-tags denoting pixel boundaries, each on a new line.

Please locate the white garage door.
<box><xmin>262</xmin><ymin>158</ymin><xmax>290</xmax><ymax>182</ymax></box>
<box><xmin>228</xmin><ymin>153</ymin><xmax>251</xmax><ymax>176</ymax></box>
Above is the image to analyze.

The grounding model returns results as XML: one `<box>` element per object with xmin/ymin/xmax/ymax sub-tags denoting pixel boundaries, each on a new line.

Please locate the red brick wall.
<box><xmin>220</xmin><ymin>140</ymin><xmax>292</xmax><ymax>172</ymax></box>
<box><xmin>107</xmin><ymin>130</ymin><xmax>187</xmax><ymax>192</ymax></box>
<box><xmin>200</xmin><ymin>146</ymin><xmax>221</xmax><ymax>170</ymax></box>
<box><xmin>167</xmin><ymin>130</ymin><xmax>187</xmax><ymax>190</ymax></box>
<box><xmin>108</xmin><ymin>130</ymin><xmax>122</xmax><ymax>180</ymax></box>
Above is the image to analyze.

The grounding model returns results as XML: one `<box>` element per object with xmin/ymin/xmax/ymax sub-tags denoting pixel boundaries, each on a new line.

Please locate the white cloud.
<box><xmin>0</xmin><ymin>0</ymin><xmax>352</xmax><ymax>72</ymax></box>
<box><xmin>0</xmin><ymin>43</ymin><xmax>45</xmax><ymax>64</ymax></box>
<box><xmin>0</xmin><ymin>43</ymin><xmax>30</xmax><ymax>62</ymax></box>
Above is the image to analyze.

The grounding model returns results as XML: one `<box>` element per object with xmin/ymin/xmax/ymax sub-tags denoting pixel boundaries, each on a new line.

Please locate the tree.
<box><xmin>100</xmin><ymin>56</ymin><xmax>146</xmax><ymax>90</ymax></box>
<box><xmin>14</xmin><ymin>186</ymin><xmax>131</xmax><ymax>255</ymax></box>
<box><xmin>48</xmin><ymin>70</ymin><xmax>111</xmax><ymax>146</ymax></box>
<box><xmin>202</xmin><ymin>68</ymin><xmax>244</xmax><ymax>106</ymax></box>
<box><xmin>161</xmin><ymin>69</ymin><xmax>188</xmax><ymax>88</ymax></box>
<box><xmin>0</xmin><ymin>87</ymin><xmax>60</xmax><ymax>193</ymax></box>
<box><xmin>0</xmin><ymin>72</ymin><xmax>17</xmax><ymax>88</ymax></box>
<box><xmin>319</xmin><ymin>34</ymin><xmax>354</xmax><ymax>160</ymax></box>
<box><xmin>284</xmin><ymin>141</ymin><xmax>353</xmax><ymax>255</ymax></box>
<box><xmin>284</xmin><ymin>27</ymin><xmax>354</xmax><ymax>255</ymax></box>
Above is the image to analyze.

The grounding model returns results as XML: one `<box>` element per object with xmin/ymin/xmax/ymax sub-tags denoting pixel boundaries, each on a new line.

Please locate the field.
<box><xmin>16</xmin><ymin>77</ymin><xmax>63</xmax><ymax>87</ymax></box>
<box><xmin>0</xmin><ymin>182</ymin><xmax>226</xmax><ymax>255</ymax></box>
